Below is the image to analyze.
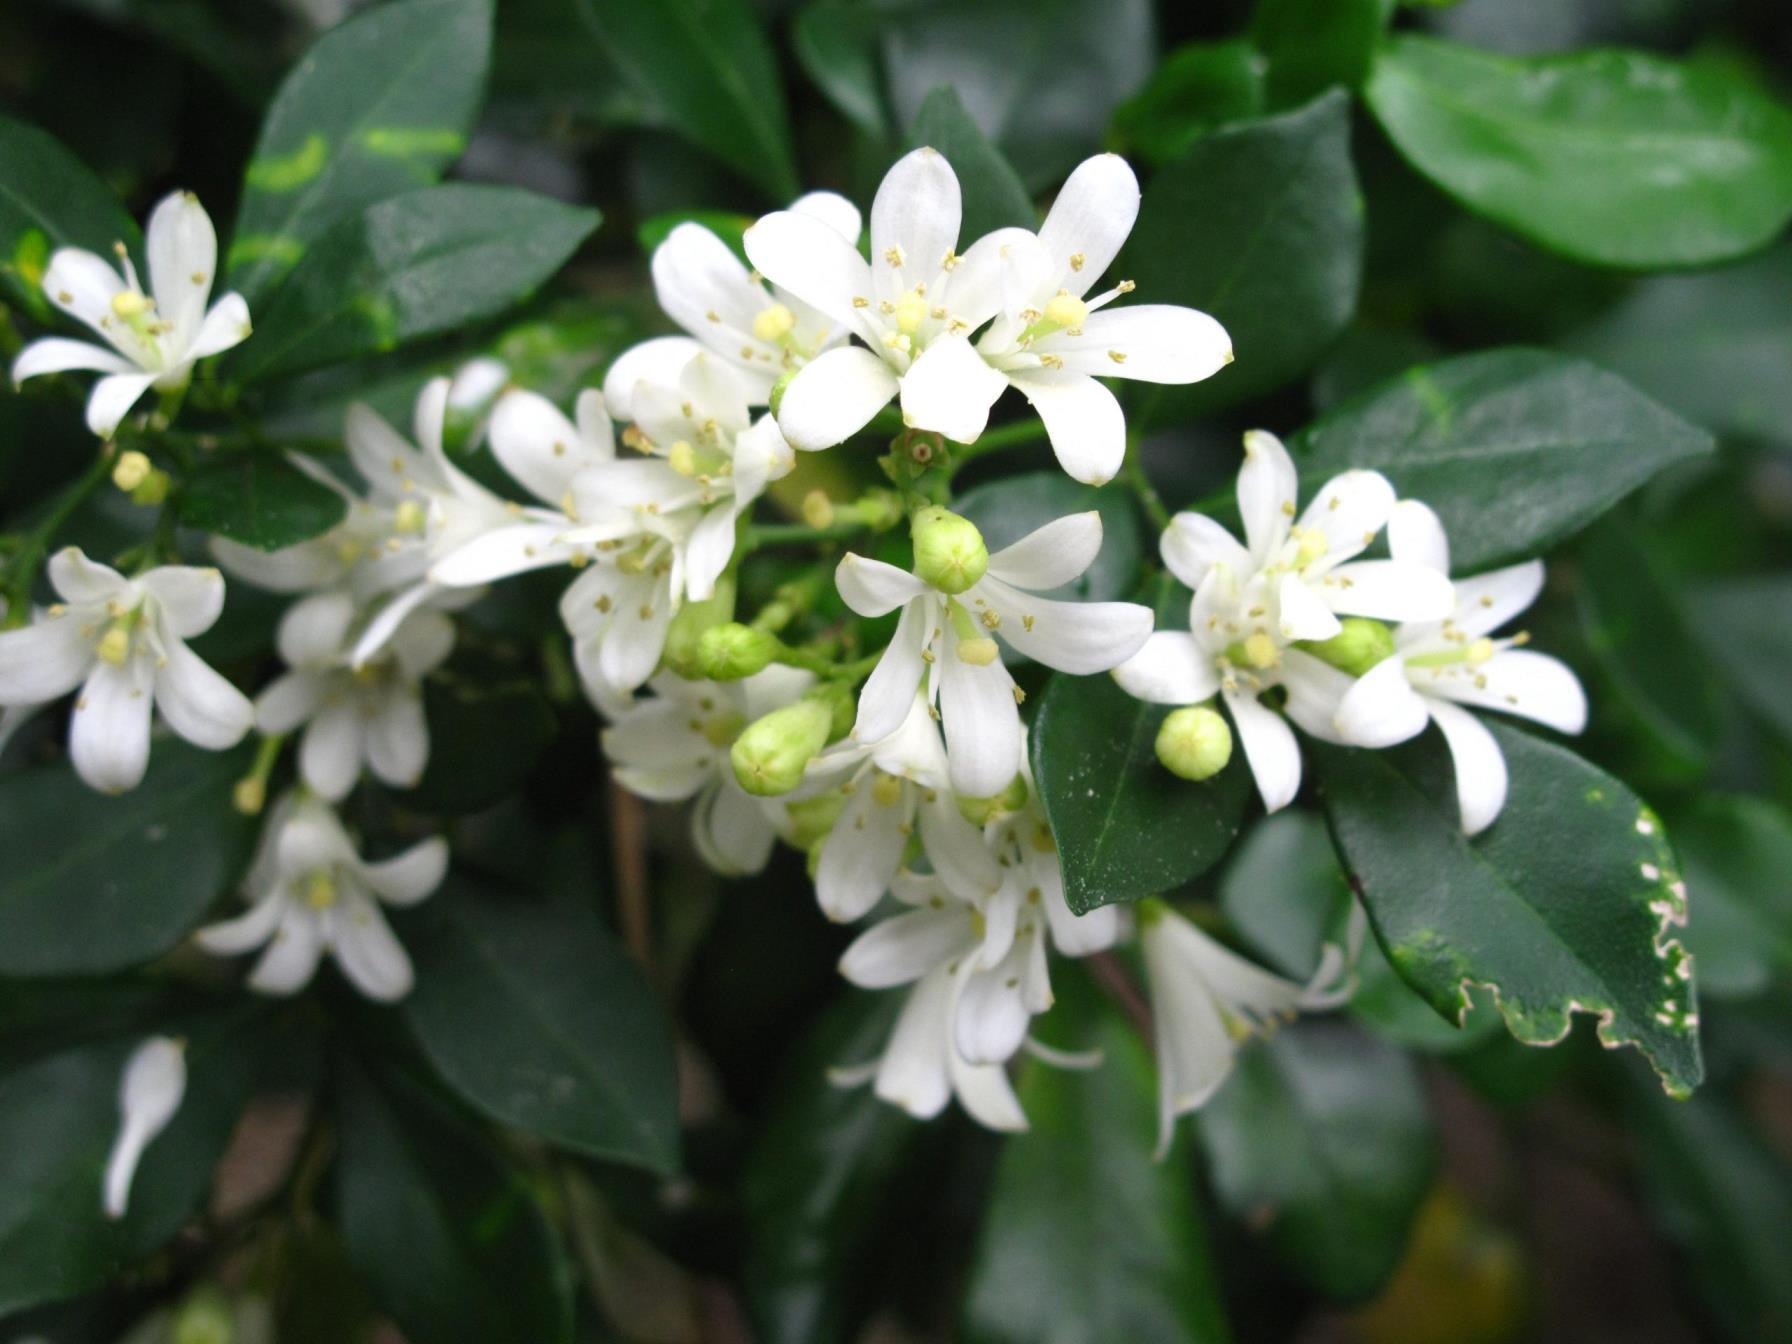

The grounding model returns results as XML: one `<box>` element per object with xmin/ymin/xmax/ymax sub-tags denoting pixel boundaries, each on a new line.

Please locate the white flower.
<box><xmin>211</xmin><ymin>452</ymin><xmax>387</xmax><ymax>594</ymax></box>
<box><xmin>803</xmin><ymin>693</ymin><xmax>1000</xmax><ymax>922</ymax></box>
<box><xmin>197</xmin><ymin>792</ymin><xmax>446</xmax><ymax>1002</ymax></box>
<box><xmin>605</xmin><ymin>192</ymin><xmax>862</xmax><ymax>412</ymax></box>
<box><xmin>837</xmin><ymin>511</ymin><xmax>1153</xmax><ymax>796</ymax></box>
<box><xmin>601</xmin><ymin>665</ymin><xmax>814</xmax><ymax>876</ymax></box>
<box><xmin>0</xmin><ymin>597</ymin><xmax>45</xmax><ymax>759</ymax></box>
<box><xmin>1140</xmin><ymin>900</ymin><xmax>1350</xmax><ymax>1158</ymax></box>
<box><xmin>972</xmin><ymin>154</ymin><xmax>1232</xmax><ymax>485</ymax></box>
<box><xmin>1113</xmin><ymin>431</ymin><xmax>1454</xmax><ymax>812</ymax></box>
<box><xmin>253</xmin><ymin>591</ymin><xmax>454</xmax><ymax>801</ymax></box>
<box><xmin>102</xmin><ymin>1035</ymin><xmax>187</xmax><ymax>1219</ymax></box>
<box><xmin>744</xmin><ymin>147</ymin><xmax>1021</xmax><ymax>449</ymax></box>
<box><xmin>1317</xmin><ymin>501</ymin><xmax>1588</xmax><ymax>834</ymax></box>
<box><xmin>11</xmin><ymin>192</ymin><xmax>251</xmax><ymax>437</ymax></box>
<box><xmin>0</xmin><ymin>549</ymin><xmax>252</xmax><ymax>792</ymax></box>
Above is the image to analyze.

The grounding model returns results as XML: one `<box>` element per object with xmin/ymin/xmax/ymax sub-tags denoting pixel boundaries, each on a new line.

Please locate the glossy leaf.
<box><xmin>1366</xmin><ymin>36</ymin><xmax>1792</xmax><ymax>269</ymax></box>
<box><xmin>1694</xmin><ymin>577</ymin><xmax>1792</xmax><ymax>749</ymax></box>
<box><xmin>336</xmin><ymin>1061</ymin><xmax>573</xmax><ymax>1344</ymax></box>
<box><xmin>576</xmin><ymin>0</ymin><xmax>798</xmax><ymax>201</ymax></box>
<box><xmin>231</xmin><ymin>184</ymin><xmax>599</xmax><ymax>383</ymax></box>
<box><xmin>1126</xmin><ymin>91</ymin><xmax>1363</xmax><ymax>420</ymax></box>
<box><xmin>961</xmin><ymin>969</ymin><xmax>1228</xmax><ymax>1344</ymax></box>
<box><xmin>178</xmin><ymin>450</ymin><xmax>348</xmax><ymax>552</ymax></box>
<box><xmin>1111</xmin><ymin>40</ymin><xmax>1267</xmax><ymax>169</ymax></box>
<box><xmin>1293</xmin><ymin>348</ymin><xmax>1714</xmax><ymax>572</ymax></box>
<box><xmin>954</xmin><ymin>470</ymin><xmax>1141</xmax><ymax>604</ymax></box>
<box><xmin>0</xmin><ymin>1009</ymin><xmax>260</xmax><ymax>1314</ymax></box>
<box><xmin>1673</xmin><ymin>796</ymin><xmax>1792</xmax><ymax>1000</ymax></box>
<box><xmin>228</xmin><ymin>0</ymin><xmax>494</xmax><ymax>306</ymax></box>
<box><xmin>1198</xmin><ymin>1020</ymin><xmax>1435</xmax><ymax>1301</ymax></box>
<box><xmin>0</xmin><ymin>741</ymin><xmax>256</xmax><ymax>977</ymax></box>
<box><xmin>401</xmin><ymin>880</ymin><xmax>679</xmax><ymax>1173</ymax></box>
<box><xmin>906</xmin><ymin>87</ymin><xmax>1035</xmax><ymax>243</ymax></box>
<box><xmin>1252</xmin><ymin>0</ymin><xmax>1390</xmax><ymax>107</ymax></box>
<box><xmin>0</xmin><ymin>114</ymin><xmax>142</xmax><ymax>319</ymax></box>
<box><xmin>1031</xmin><ymin>574</ymin><xmax>1252</xmax><ymax>915</ymax></box>
<box><xmin>1315</xmin><ymin>722</ymin><xmax>1703</xmax><ymax>1097</ymax></box>
<box><xmin>406</xmin><ymin>681</ymin><xmax>556</xmax><ymax>816</ymax></box>
<box><xmin>741</xmin><ymin>994</ymin><xmax>919</xmax><ymax>1344</ymax></box>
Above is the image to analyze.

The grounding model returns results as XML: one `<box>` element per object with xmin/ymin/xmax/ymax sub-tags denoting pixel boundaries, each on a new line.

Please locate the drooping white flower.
<box><xmin>0</xmin><ymin>550</ymin><xmax>252</xmax><ymax>792</ymax></box>
<box><xmin>972</xmin><ymin>155</ymin><xmax>1232</xmax><ymax>485</ymax></box>
<box><xmin>803</xmin><ymin>693</ymin><xmax>1000</xmax><ymax>922</ymax></box>
<box><xmin>601</xmin><ymin>665</ymin><xmax>814</xmax><ymax>876</ymax></box>
<box><xmin>196</xmin><ymin>792</ymin><xmax>447</xmax><ymax>1002</ymax></box>
<box><xmin>11</xmin><ymin>192</ymin><xmax>251</xmax><ymax>436</ymax></box>
<box><xmin>0</xmin><ymin>597</ymin><xmax>45</xmax><ymax>759</ymax></box>
<box><xmin>253</xmin><ymin>591</ymin><xmax>454</xmax><ymax>801</ymax></box>
<box><xmin>102</xmin><ymin>1035</ymin><xmax>187</xmax><ymax>1219</ymax></box>
<box><xmin>1140</xmin><ymin>899</ymin><xmax>1351</xmax><ymax>1158</ymax></box>
<box><xmin>605</xmin><ymin>192</ymin><xmax>862</xmax><ymax>412</ymax></box>
<box><xmin>1315</xmin><ymin>501</ymin><xmax>1588</xmax><ymax>834</ymax></box>
<box><xmin>744</xmin><ymin>147</ymin><xmax>1022</xmax><ymax>449</ymax></box>
<box><xmin>1113</xmin><ymin>431</ymin><xmax>1454</xmax><ymax>812</ymax></box>
<box><xmin>838</xmin><ymin>510</ymin><xmax>1153</xmax><ymax>797</ymax></box>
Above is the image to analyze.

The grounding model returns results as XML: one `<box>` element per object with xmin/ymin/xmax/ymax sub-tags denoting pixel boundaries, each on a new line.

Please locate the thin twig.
<box><xmin>607</xmin><ymin>778</ymin><xmax>654</xmax><ymax>968</ymax></box>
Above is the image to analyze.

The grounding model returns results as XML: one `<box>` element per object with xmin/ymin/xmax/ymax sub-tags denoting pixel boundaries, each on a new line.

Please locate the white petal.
<box><xmin>1277</xmin><ymin>648</ymin><xmax>1352</xmax><ymax>745</ymax></box>
<box><xmin>188</xmin><ymin>293</ymin><xmax>252</xmax><ymax>360</ymax></box>
<box><xmin>491</xmin><ymin>390</ymin><xmax>594</xmax><ymax>504</ymax></box>
<box><xmin>0</xmin><ymin>610</ymin><xmax>94</xmax><ymax>701</ymax></box>
<box><xmin>898</xmin><ymin>333</ymin><xmax>1007</xmax><ymax>445</ymax></box>
<box><xmin>211</xmin><ymin>534</ymin><xmax>347</xmax><ymax>593</ymax></box>
<box><xmin>11</xmin><ymin>337</ymin><xmax>134</xmax><ymax>382</ymax></box>
<box><xmin>1296</xmin><ymin>470</ymin><xmax>1396</xmax><ymax>565</ymax></box>
<box><xmin>1451</xmin><ymin>561</ymin><xmax>1545</xmax><ymax>638</ymax></box>
<box><xmin>1111</xmin><ymin>631</ymin><xmax>1219</xmax><ymax>705</ymax></box>
<box><xmin>852</xmin><ymin>602</ymin><xmax>930</xmax><ymax>744</ymax></box>
<box><xmin>953</xmin><ymin>227</ymin><xmax>1053</xmax><ymax>330</ymax></box>
<box><xmin>195</xmin><ymin>894</ymin><xmax>283</xmax><ymax>956</ymax></box>
<box><xmin>1237</xmin><ymin>430</ymin><xmax>1297</xmax><ymax>564</ymax></box>
<box><xmin>575</xmin><ymin>389</ymin><xmax>616</xmax><ymax>460</ymax></box>
<box><xmin>390</xmin><ymin>609</ymin><xmax>454</xmax><ymax>680</ymax></box>
<box><xmin>1424</xmin><ymin>649</ymin><xmax>1588</xmax><ymax>735</ymax></box>
<box><xmin>595</xmin><ymin>584</ymin><xmax>672</xmax><ymax>693</ymax></box>
<box><xmin>86</xmin><ymin>371</ymin><xmax>159</xmax><ymax>437</ymax></box>
<box><xmin>358</xmin><ymin>835</ymin><xmax>448</xmax><ymax>906</ymax></box>
<box><xmin>1325</xmin><ymin>560</ymin><xmax>1455</xmax><ymax>624</ymax></box>
<box><xmin>1334</xmin><ymin>656</ymin><xmax>1430</xmax><ymax>748</ymax></box>
<box><xmin>776</xmin><ymin>346</ymin><xmax>898</xmax><ymax>451</ymax></box>
<box><xmin>743</xmin><ymin>210</ymin><xmax>876</xmax><ymax>328</ymax></box>
<box><xmin>938</xmin><ymin>637</ymin><xmax>1024</xmax><ymax>798</ymax></box>
<box><xmin>816</xmin><ymin>784</ymin><xmax>912</xmax><ymax>922</ymax></box>
<box><xmin>254</xmin><ymin>670</ymin><xmax>324</xmax><ymax>735</ymax></box>
<box><xmin>247</xmin><ymin>906</ymin><xmax>324</xmax><ymax>996</ymax></box>
<box><xmin>1387</xmin><ymin>499</ymin><xmax>1450</xmax><ymax>575</ymax></box>
<box><xmin>1038</xmin><ymin>153</ymin><xmax>1138</xmax><ymax>293</ymax></box>
<box><xmin>300</xmin><ymin>704</ymin><xmax>363</xmax><ymax>801</ymax></box>
<box><xmin>430</xmin><ymin>522</ymin><xmax>578</xmax><ymax>586</ymax></box>
<box><xmin>41</xmin><ymin>248</ymin><xmax>129</xmax><ymax>340</ymax></box>
<box><xmin>1278</xmin><ymin>572</ymin><xmax>1343</xmax><ymax>642</ymax></box>
<box><xmin>138</xmin><ymin>565</ymin><xmax>227</xmax><ymax>639</ymax></box>
<box><xmin>146</xmin><ymin>191</ymin><xmax>216</xmax><ymax>348</ymax></box>
<box><xmin>955</xmin><ymin>949</ymin><xmax>1033</xmax><ymax>1065</ymax></box>
<box><xmin>980</xmin><ymin>580</ymin><xmax>1153</xmax><ymax>674</ymax></box>
<box><xmin>1224</xmin><ymin>688</ymin><xmax>1300</xmax><ymax>813</ymax></box>
<box><xmin>948</xmin><ymin>1030</ymin><xmax>1029</xmax><ymax>1131</ymax></box>
<box><xmin>917</xmin><ymin>790</ymin><xmax>1002</xmax><ymax>899</ymax></box>
<box><xmin>330</xmin><ymin>892</ymin><xmax>414</xmax><ymax>1002</ymax></box>
<box><xmin>985</xmin><ymin>510</ymin><xmax>1103</xmax><ymax>591</ymax></box>
<box><xmin>691</xmin><ymin>777</ymin><xmax>778</xmax><ymax>876</ymax></box>
<box><xmin>350</xmin><ymin>583</ymin><xmax>437</xmax><ymax>668</ymax></box>
<box><xmin>1054</xmin><ymin>305</ymin><xmax>1231</xmax><ymax>384</ymax></box>
<box><xmin>1161</xmin><ymin>513</ymin><xmax>1249</xmax><ymax>593</ymax></box>
<box><xmin>103</xmin><ymin>1036</ymin><xmax>187</xmax><ymax>1219</ymax></box>
<box><xmin>871</xmin><ymin>147</ymin><xmax>961</xmax><ymax>300</ymax></box>
<box><xmin>873</xmin><ymin>971</ymin><xmax>954</xmax><ymax>1119</ymax></box>
<box><xmin>1004</xmin><ymin>368</ymin><xmax>1124</xmax><ymax>486</ymax></box>
<box><xmin>1041</xmin><ymin>865</ymin><xmax>1122</xmax><ymax>956</ymax></box>
<box><xmin>791</xmin><ymin>190</ymin><xmax>862</xmax><ymax>244</ymax></box>
<box><xmin>602</xmin><ymin>336</ymin><xmax>705</xmax><ymax>422</ymax></box>
<box><xmin>1427</xmin><ymin>699</ymin><xmax>1509</xmax><ymax>836</ymax></box>
<box><xmin>653</xmin><ymin>222</ymin><xmax>768</xmax><ymax>354</ymax></box>
<box><xmin>683</xmin><ymin>506</ymin><xmax>738</xmax><ymax>604</ymax></box>
<box><xmin>153</xmin><ymin>636</ymin><xmax>252</xmax><ymax>749</ymax></box>
<box><xmin>363</xmin><ymin>690</ymin><xmax>428</xmax><ymax>788</ymax></box>
<box><xmin>412</xmin><ymin>377</ymin><xmax>450</xmax><ymax>459</ymax></box>
<box><xmin>840</xmin><ymin>904</ymin><xmax>974</xmax><ymax>988</ymax></box>
<box><xmin>70</xmin><ymin>659</ymin><xmax>154</xmax><ymax>793</ymax></box>
<box><xmin>49</xmin><ymin>547</ymin><xmax>131</xmax><ymax>605</ymax></box>
<box><xmin>836</xmin><ymin>554</ymin><xmax>929</xmax><ymax>617</ymax></box>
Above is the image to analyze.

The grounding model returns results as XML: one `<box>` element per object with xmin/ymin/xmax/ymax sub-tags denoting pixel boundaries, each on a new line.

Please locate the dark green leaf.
<box><xmin>0</xmin><ymin>741</ymin><xmax>256</xmax><ymax>977</ymax></box>
<box><xmin>576</xmin><ymin>0</ymin><xmax>798</xmax><ymax>201</ymax></box>
<box><xmin>791</xmin><ymin>1</ymin><xmax>888</xmax><ymax>136</ymax></box>
<box><xmin>1198</xmin><ymin>1020</ymin><xmax>1434</xmax><ymax>1301</ymax></box>
<box><xmin>637</xmin><ymin>210</ymin><xmax>754</xmax><ymax>263</ymax></box>
<box><xmin>1365</xmin><ymin>36</ymin><xmax>1792</xmax><ymax>269</ymax></box>
<box><xmin>741</xmin><ymin>994</ymin><xmax>920</xmax><ymax>1344</ymax></box>
<box><xmin>401</xmin><ymin>880</ymin><xmax>679</xmax><ymax>1173</ymax></box>
<box><xmin>1575</xmin><ymin>514</ymin><xmax>1726</xmax><ymax>770</ymax></box>
<box><xmin>1674</xmin><ymin>796</ymin><xmax>1792</xmax><ymax>1001</ymax></box>
<box><xmin>178</xmin><ymin>450</ymin><xmax>348</xmax><ymax>552</ymax></box>
<box><xmin>962</xmin><ymin>968</ymin><xmax>1228</xmax><ymax>1344</ymax></box>
<box><xmin>1127</xmin><ymin>91</ymin><xmax>1363</xmax><ymax>420</ymax></box>
<box><xmin>1315</xmin><ymin>722</ymin><xmax>1703</xmax><ymax>1097</ymax></box>
<box><xmin>227</xmin><ymin>0</ymin><xmax>494</xmax><ymax>307</ymax></box>
<box><xmin>906</xmin><ymin>88</ymin><xmax>1035</xmax><ymax>242</ymax></box>
<box><xmin>1292</xmin><ymin>348</ymin><xmax>1714</xmax><ymax>572</ymax></box>
<box><xmin>954</xmin><ymin>470</ymin><xmax>1141</xmax><ymax>604</ymax></box>
<box><xmin>1252</xmin><ymin>0</ymin><xmax>1390</xmax><ymax>107</ymax></box>
<box><xmin>1110</xmin><ymin>40</ymin><xmax>1267</xmax><ymax>170</ymax></box>
<box><xmin>1031</xmin><ymin>574</ymin><xmax>1252</xmax><ymax>915</ymax></box>
<box><xmin>0</xmin><ymin>114</ymin><xmax>141</xmax><ymax>319</ymax></box>
<box><xmin>405</xmin><ymin>681</ymin><xmax>556</xmax><ymax>816</ymax></box>
<box><xmin>231</xmin><ymin>185</ymin><xmax>599</xmax><ymax>384</ymax></box>
<box><xmin>336</xmin><ymin>1061</ymin><xmax>572</xmax><ymax>1344</ymax></box>
<box><xmin>0</xmin><ymin>1009</ymin><xmax>260</xmax><ymax>1314</ymax></box>
<box><xmin>1694</xmin><ymin>577</ymin><xmax>1792</xmax><ymax>749</ymax></box>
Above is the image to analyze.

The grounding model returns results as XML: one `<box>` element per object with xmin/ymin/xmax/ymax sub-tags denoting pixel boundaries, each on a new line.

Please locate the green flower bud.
<box><xmin>172</xmin><ymin>1289</ymin><xmax>234</xmax><ymax>1344</ymax></box>
<box><xmin>731</xmin><ymin>698</ymin><xmax>834</xmax><ymax>796</ymax></box>
<box><xmin>910</xmin><ymin>506</ymin><xmax>988</xmax><ymax>595</ymax></box>
<box><xmin>1300</xmin><ymin>616</ymin><xmax>1395</xmax><ymax>678</ymax></box>
<box><xmin>697</xmin><ymin>622</ymin><xmax>779</xmax><ymax>681</ymax></box>
<box><xmin>785</xmin><ymin>790</ymin><xmax>847</xmax><ymax>849</ymax></box>
<box><xmin>957</xmin><ymin>773</ymin><xmax>1030</xmax><ymax>826</ymax></box>
<box><xmin>769</xmin><ymin>369</ymin><xmax>797</xmax><ymax>416</ymax></box>
<box><xmin>1155</xmin><ymin>704</ymin><xmax>1232</xmax><ymax>782</ymax></box>
<box><xmin>662</xmin><ymin>575</ymin><xmax>737</xmax><ymax>677</ymax></box>
<box><xmin>852</xmin><ymin>488</ymin><xmax>905</xmax><ymax>532</ymax></box>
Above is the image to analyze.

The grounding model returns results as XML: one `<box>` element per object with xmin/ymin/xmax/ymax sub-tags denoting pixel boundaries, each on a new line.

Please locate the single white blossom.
<box><xmin>838</xmin><ymin>511</ymin><xmax>1153</xmax><ymax>797</ymax></box>
<box><xmin>254</xmin><ymin>591</ymin><xmax>453</xmax><ymax>800</ymax></box>
<box><xmin>0</xmin><ymin>597</ymin><xmax>44</xmax><ymax>758</ymax></box>
<box><xmin>972</xmin><ymin>154</ymin><xmax>1232</xmax><ymax>484</ymax></box>
<box><xmin>102</xmin><ymin>1035</ymin><xmax>187</xmax><ymax>1219</ymax></box>
<box><xmin>1114</xmin><ymin>431</ymin><xmax>1454</xmax><ymax>812</ymax></box>
<box><xmin>197</xmin><ymin>792</ymin><xmax>447</xmax><ymax>1002</ymax></box>
<box><xmin>11</xmin><ymin>192</ymin><xmax>251</xmax><ymax>436</ymax></box>
<box><xmin>0</xmin><ymin>549</ymin><xmax>252</xmax><ymax>792</ymax></box>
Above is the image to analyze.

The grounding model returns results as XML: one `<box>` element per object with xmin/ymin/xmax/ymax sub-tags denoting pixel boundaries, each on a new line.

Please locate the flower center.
<box><xmin>1406</xmin><ymin>637</ymin><xmax>1496</xmax><ymax>670</ymax></box>
<box><xmin>95</xmin><ymin>607</ymin><xmax>143</xmax><ymax>666</ymax></box>
<box><xmin>304</xmin><ymin>870</ymin><xmax>338</xmax><ymax>910</ymax></box>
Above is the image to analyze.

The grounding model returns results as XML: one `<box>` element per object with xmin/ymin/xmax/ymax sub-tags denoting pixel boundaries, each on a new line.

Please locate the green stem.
<box><xmin>1121</xmin><ymin>431</ymin><xmax>1170</xmax><ymax>531</ymax></box>
<box><xmin>744</xmin><ymin>517</ymin><xmax>870</xmax><ymax>550</ymax></box>
<box><xmin>1</xmin><ymin>444</ymin><xmax>116</xmax><ymax>620</ymax></box>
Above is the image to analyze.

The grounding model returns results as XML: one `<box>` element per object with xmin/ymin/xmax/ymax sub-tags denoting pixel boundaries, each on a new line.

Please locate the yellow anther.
<box><xmin>392</xmin><ymin>500</ymin><xmax>427</xmax><ymax>535</ymax></box>
<box><xmin>304</xmin><ymin>871</ymin><xmax>338</xmax><ymax>910</ymax></box>
<box><xmin>1243</xmin><ymin>632</ymin><xmax>1279</xmax><ymax>669</ymax></box>
<box><xmin>956</xmin><ymin>636</ymin><xmax>1000</xmax><ymax>666</ymax></box>
<box><xmin>752</xmin><ymin>303</ymin><xmax>796</xmax><ymax>343</ymax></box>
<box><xmin>872</xmin><ymin>773</ymin><xmax>904</xmax><ymax>806</ymax></box>
<box><xmin>668</xmin><ymin>440</ymin><xmax>697</xmax><ymax>476</ymax></box>
<box><xmin>112</xmin><ymin>451</ymin><xmax>153</xmax><ymax>492</ymax></box>
<box><xmin>1044</xmin><ymin>292</ymin><xmax>1087</xmax><ymax>328</ymax></box>
<box><xmin>894</xmin><ymin>292</ymin><xmax>929</xmax><ymax>335</ymax></box>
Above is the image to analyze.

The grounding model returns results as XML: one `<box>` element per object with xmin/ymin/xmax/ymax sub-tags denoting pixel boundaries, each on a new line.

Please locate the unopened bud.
<box><xmin>1302</xmin><ymin>617</ymin><xmax>1394</xmax><ymax>678</ymax></box>
<box><xmin>731</xmin><ymin>698</ymin><xmax>834</xmax><ymax>796</ymax></box>
<box><xmin>112</xmin><ymin>450</ymin><xmax>153</xmax><ymax>492</ymax></box>
<box><xmin>801</xmin><ymin>489</ymin><xmax>835</xmax><ymax>529</ymax></box>
<box><xmin>697</xmin><ymin>622</ymin><xmax>778</xmax><ymax>681</ymax></box>
<box><xmin>957</xmin><ymin>773</ymin><xmax>1029</xmax><ymax>826</ymax></box>
<box><xmin>852</xmin><ymin>488</ymin><xmax>904</xmax><ymax>531</ymax></box>
<box><xmin>911</xmin><ymin>506</ymin><xmax>988</xmax><ymax>594</ymax></box>
<box><xmin>232</xmin><ymin>776</ymin><xmax>267</xmax><ymax>816</ymax></box>
<box><xmin>172</xmin><ymin>1288</ymin><xmax>234</xmax><ymax>1344</ymax></box>
<box><xmin>662</xmin><ymin>575</ymin><xmax>736</xmax><ymax>677</ymax></box>
<box><xmin>1155</xmin><ymin>704</ymin><xmax>1232</xmax><ymax>782</ymax></box>
<box><xmin>769</xmin><ymin>369</ymin><xmax>796</xmax><ymax>417</ymax></box>
<box><xmin>131</xmin><ymin>469</ymin><xmax>170</xmax><ymax>506</ymax></box>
